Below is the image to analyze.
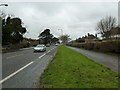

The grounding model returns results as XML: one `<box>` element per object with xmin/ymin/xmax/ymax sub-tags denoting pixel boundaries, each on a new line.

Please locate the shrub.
<box><xmin>67</xmin><ymin>40</ymin><xmax>120</xmax><ymax>54</ymax></box>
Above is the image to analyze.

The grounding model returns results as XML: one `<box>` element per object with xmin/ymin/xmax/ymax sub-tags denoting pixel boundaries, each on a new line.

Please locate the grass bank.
<box><xmin>40</xmin><ymin>45</ymin><xmax>119</xmax><ymax>88</ymax></box>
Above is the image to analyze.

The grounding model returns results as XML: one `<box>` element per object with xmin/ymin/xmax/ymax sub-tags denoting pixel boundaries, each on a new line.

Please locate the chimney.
<box><xmin>88</xmin><ymin>33</ymin><xmax>90</xmax><ymax>36</ymax></box>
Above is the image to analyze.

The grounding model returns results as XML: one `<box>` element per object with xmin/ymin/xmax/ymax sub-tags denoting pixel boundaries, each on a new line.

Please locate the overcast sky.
<box><xmin>1</xmin><ymin>1</ymin><xmax>118</xmax><ymax>40</ymax></box>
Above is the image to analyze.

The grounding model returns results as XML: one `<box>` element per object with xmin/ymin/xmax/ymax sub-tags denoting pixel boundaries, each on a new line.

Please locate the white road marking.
<box><xmin>38</xmin><ymin>47</ymin><xmax>56</xmax><ymax>59</ymax></box>
<box><xmin>47</xmin><ymin>50</ymin><xmax>50</xmax><ymax>53</ymax></box>
<box><xmin>0</xmin><ymin>61</ymin><xmax>34</xmax><ymax>84</ymax></box>
<box><xmin>47</xmin><ymin>47</ymin><xmax>56</xmax><ymax>54</ymax></box>
<box><xmin>0</xmin><ymin>47</ymin><xmax>57</xmax><ymax>84</ymax></box>
<box><xmin>6</xmin><ymin>54</ymin><xmax>23</xmax><ymax>59</ymax></box>
<box><xmin>51</xmin><ymin>47</ymin><xmax>55</xmax><ymax>50</ymax></box>
<box><xmin>39</xmin><ymin>53</ymin><xmax>46</xmax><ymax>59</ymax></box>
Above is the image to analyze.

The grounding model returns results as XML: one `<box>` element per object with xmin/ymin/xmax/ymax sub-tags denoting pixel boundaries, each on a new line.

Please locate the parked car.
<box><xmin>34</xmin><ymin>44</ymin><xmax>46</xmax><ymax>52</ymax></box>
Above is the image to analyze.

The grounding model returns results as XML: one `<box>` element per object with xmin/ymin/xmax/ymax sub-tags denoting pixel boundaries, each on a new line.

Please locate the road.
<box><xmin>67</xmin><ymin>46</ymin><xmax>119</xmax><ymax>73</ymax></box>
<box><xmin>1</xmin><ymin>46</ymin><xmax>57</xmax><ymax>88</ymax></box>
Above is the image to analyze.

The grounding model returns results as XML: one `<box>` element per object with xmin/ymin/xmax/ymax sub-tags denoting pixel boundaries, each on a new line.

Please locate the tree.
<box><xmin>2</xmin><ymin>16</ymin><xmax>27</xmax><ymax>45</ymax></box>
<box><xmin>52</xmin><ymin>37</ymin><xmax>60</xmax><ymax>44</ymax></box>
<box><xmin>75</xmin><ymin>38</ymin><xmax>85</xmax><ymax>43</ymax></box>
<box><xmin>38</xmin><ymin>29</ymin><xmax>53</xmax><ymax>45</ymax></box>
<box><xmin>59</xmin><ymin>34</ymin><xmax>70</xmax><ymax>44</ymax></box>
<box><xmin>96</xmin><ymin>16</ymin><xmax>117</xmax><ymax>39</ymax></box>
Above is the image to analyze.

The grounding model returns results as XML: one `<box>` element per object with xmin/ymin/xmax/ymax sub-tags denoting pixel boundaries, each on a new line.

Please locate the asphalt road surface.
<box><xmin>1</xmin><ymin>46</ymin><xmax>58</xmax><ymax>88</ymax></box>
<box><xmin>67</xmin><ymin>46</ymin><xmax>119</xmax><ymax>73</ymax></box>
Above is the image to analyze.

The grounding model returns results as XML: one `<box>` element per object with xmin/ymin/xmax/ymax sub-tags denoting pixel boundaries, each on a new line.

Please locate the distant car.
<box><xmin>34</xmin><ymin>44</ymin><xmax>46</xmax><ymax>52</ymax></box>
<box><xmin>46</xmin><ymin>44</ymin><xmax>50</xmax><ymax>47</ymax></box>
<box><xmin>55</xmin><ymin>43</ymin><xmax>59</xmax><ymax>46</ymax></box>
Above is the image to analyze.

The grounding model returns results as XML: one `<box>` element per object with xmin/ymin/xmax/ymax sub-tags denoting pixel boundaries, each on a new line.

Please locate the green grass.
<box><xmin>40</xmin><ymin>45</ymin><xmax>119</xmax><ymax>88</ymax></box>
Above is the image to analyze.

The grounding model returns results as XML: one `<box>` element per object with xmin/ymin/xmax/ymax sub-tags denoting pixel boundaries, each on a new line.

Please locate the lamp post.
<box><xmin>58</xmin><ymin>29</ymin><xmax>63</xmax><ymax>44</ymax></box>
<box><xmin>58</xmin><ymin>29</ymin><xmax>63</xmax><ymax>36</ymax></box>
<box><xmin>0</xmin><ymin>4</ymin><xmax>8</xmax><ymax>90</ymax></box>
<box><xmin>0</xmin><ymin>4</ymin><xmax>8</xmax><ymax>6</ymax></box>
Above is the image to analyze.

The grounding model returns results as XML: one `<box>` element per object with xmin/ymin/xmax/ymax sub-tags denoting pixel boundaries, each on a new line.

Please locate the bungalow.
<box><xmin>83</xmin><ymin>33</ymin><xmax>99</xmax><ymax>43</ymax></box>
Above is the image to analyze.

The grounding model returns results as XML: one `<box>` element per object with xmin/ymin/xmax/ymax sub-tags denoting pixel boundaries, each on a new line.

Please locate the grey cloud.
<box><xmin>1</xmin><ymin>2</ymin><xmax>118</xmax><ymax>40</ymax></box>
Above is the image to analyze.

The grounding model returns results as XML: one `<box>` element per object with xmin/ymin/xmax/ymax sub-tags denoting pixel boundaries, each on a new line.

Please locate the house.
<box><xmin>82</xmin><ymin>33</ymin><xmax>99</xmax><ymax>43</ymax></box>
<box><xmin>109</xmin><ymin>27</ymin><xmax>120</xmax><ymax>40</ymax></box>
<box><xmin>103</xmin><ymin>27</ymin><xmax>120</xmax><ymax>40</ymax></box>
<box><xmin>76</xmin><ymin>33</ymin><xmax>100</xmax><ymax>43</ymax></box>
<box><xmin>21</xmin><ymin>38</ymin><xmax>39</xmax><ymax>46</ymax></box>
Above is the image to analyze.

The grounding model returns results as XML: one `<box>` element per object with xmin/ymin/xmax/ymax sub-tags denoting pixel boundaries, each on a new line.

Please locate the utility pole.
<box><xmin>0</xmin><ymin>3</ymin><xmax>8</xmax><ymax>90</ymax></box>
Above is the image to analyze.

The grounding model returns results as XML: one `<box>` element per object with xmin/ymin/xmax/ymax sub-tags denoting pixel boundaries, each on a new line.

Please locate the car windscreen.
<box><xmin>36</xmin><ymin>45</ymin><xmax>44</xmax><ymax>47</ymax></box>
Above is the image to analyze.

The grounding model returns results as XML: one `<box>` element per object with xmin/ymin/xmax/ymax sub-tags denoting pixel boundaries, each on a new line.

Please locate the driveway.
<box><xmin>67</xmin><ymin>46</ymin><xmax>119</xmax><ymax>73</ymax></box>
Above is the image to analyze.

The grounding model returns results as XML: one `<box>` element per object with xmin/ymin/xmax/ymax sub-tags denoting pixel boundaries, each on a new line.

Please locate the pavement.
<box><xmin>1</xmin><ymin>46</ymin><xmax>58</xmax><ymax>88</ymax></box>
<box><xmin>67</xmin><ymin>46</ymin><xmax>119</xmax><ymax>73</ymax></box>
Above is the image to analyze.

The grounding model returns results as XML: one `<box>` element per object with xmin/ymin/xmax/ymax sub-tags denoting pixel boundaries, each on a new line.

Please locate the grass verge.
<box><xmin>40</xmin><ymin>45</ymin><xmax>119</xmax><ymax>88</ymax></box>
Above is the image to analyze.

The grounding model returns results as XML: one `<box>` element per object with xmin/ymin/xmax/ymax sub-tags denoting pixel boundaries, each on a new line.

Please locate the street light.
<box><xmin>0</xmin><ymin>4</ymin><xmax>8</xmax><ymax>6</ymax></box>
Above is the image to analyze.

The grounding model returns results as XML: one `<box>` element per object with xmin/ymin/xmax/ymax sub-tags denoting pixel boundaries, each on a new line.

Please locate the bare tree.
<box><xmin>0</xmin><ymin>11</ymin><xmax>7</xmax><ymax>19</ymax></box>
<box><xmin>96</xmin><ymin>16</ymin><xmax>117</xmax><ymax>39</ymax></box>
<box><xmin>59</xmin><ymin>34</ymin><xmax>70</xmax><ymax>44</ymax></box>
<box><xmin>0</xmin><ymin>11</ymin><xmax>15</xmax><ymax>20</ymax></box>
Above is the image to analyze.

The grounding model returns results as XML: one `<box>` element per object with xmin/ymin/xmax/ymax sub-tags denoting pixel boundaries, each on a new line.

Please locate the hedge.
<box><xmin>66</xmin><ymin>40</ymin><xmax>120</xmax><ymax>53</ymax></box>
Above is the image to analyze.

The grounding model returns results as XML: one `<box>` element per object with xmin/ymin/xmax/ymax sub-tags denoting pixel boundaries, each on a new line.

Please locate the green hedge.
<box><xmin>3</xmin><ymin>42</ymin><xmax>30</xmax><ymax>50</ymax></box>
<box><xmin>66</xmin><ymin>41</ymin><xmax>120</xmax><ymax>53</ymax></box>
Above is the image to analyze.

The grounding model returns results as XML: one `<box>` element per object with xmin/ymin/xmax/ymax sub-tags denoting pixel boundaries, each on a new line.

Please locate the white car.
<box><xmin>55</xmin><ymin>43</ymin><xmax>59</xmax><ymax>46</ymax></box>
<box><xmin>34</xmin><ymin>44</ymin><xmax>46</xmax><ymax>52</ymax></box>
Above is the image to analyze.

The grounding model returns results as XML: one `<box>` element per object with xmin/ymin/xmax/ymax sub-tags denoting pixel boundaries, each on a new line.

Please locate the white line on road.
<box><xmin>0</xmin><ymin>61</ymin><xmax>34</xmax><ymax>84</ymax></box>
<box><xmin>47</xmin><ymin>50</ymin><xmax>50</xmax><ymax>53</ymax></box>
<box><xmin>0</xmin><ymin>47</ymin><xmax>57</xmax><ymax>84</ymax></box>
<box><xmin>51</xmin><ymin>47</ymin><xmax>56</xmax><ymax>51</ymax></box>
<box><xmin>6</xmin><ymin>54</ymin><xmax>23</xmax><ymax>59</ymax></box>
<box><xmin>39</xmin><ymin>53</ymin><xmax>46</xmax><ymax>59</ymax></box>
<box><xmin>38</xmin><ymin>47</ymin><xmax>56</xmax><ymax>59</ymax></box>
